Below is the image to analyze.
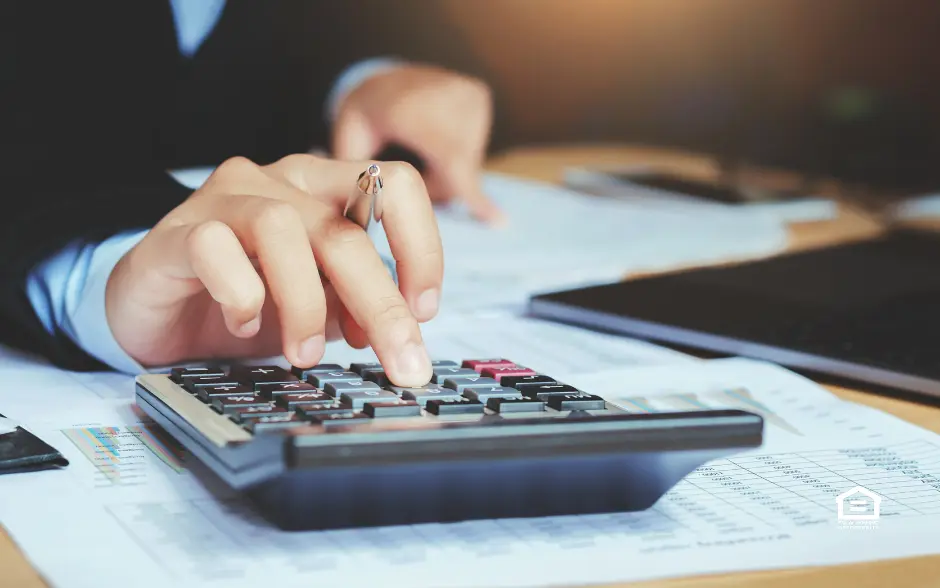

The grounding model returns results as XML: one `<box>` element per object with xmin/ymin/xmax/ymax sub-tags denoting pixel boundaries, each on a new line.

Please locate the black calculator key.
<box><xmin>310</xmin><ymin>412</ymin><xmax>372</xmax><ymax>427</ymax></box>
<box><xmin>500</xmin><ymin>374</ymin><xmax>556</xmax><ymax>390</ymax></box>
<box><xmin>520</xmin><ymin>383</ymin><xmax>580</xmax><ymax>400</ymax></box>
<box><xmin>546</xmin><ymin>393</ymin><xmax>606</xmax><ymax>411</ymax></box>
<box><xmin>247</xmin><ymin>413</ymin><xmax>307</xmax><ymax>433</ymax></box>
<box><xmin>363</xmin><ymin>370</ymin><xmax>391</xmax><ymax>387</ymax></box>
<box><xmin>290</xmin><ymin>364</ymin><xmax>344</xmax><ymax>379</ymax></box>
<box><xmin>442</xmin><ymin>376</ymin><xmax>501</xmax><ymax>393</ymax></box>
<box><xmin>393</xmin><ymin>384</ymin><xmax>461</xmax><ymax>404</ymax></box>
<box><xmin>461</xmin><ymin>386</ymin><xmax>522</xmax><ymax>402</ymax></box>
<box><xmin>307</xmin><ymin>371</ymin><xmax>362</xmax><ymax>388</ymax></box>
<box><xmin>363</xmin><ymin>400</ymin><xmax>421</xmax><ymax>418</ymax></box>
<box><xmin>431</xmin><ymin>367</ymin><xmax>479</xmax><ymax>383</ymax></box>
<box><xmin>231</xmin><ymin>366</ymin><xmax>298</xmax><ymax>388</ymax></box>
<box><xmin>230</xmin><ymin>405</ymin><xmax>288</xmax><ymax>422</ymax></box>
<box><xmin>275</xmin><ymin>391</ymin><xmax>334</xmax><ymax>408</ymax></box>
<box><xmin>257</xmin><ymin>381</ymin><xmax>319</xmax><ymax>399</ymax></box>
<box><xmin>212</xmin><ymin>395</ymin><xmax>271</xmax><ymax>414</ymax></box>
<box><xmin>183</xmin><ymin>375</ymin><xmax>242</xmax><ymax>393</ymax></box>
<box><xmin>196</xmin><ymin>384</ymin><xmax>255</xmax><ymax>402</ymax></box>
<box><xmin>339</xmin><ymin>388</ymin><xmax>398</xmax><ymax>409</ymax></box>
<box><xmin>486</xmin><ymin>397</ymin><xmax>546</xmax><ymax>413</ymax></box>
<box><xmin>350</xmin><ymin>362</ymin><xmax>384</xmax><ymax>376</ymax></box>
<box><xmin>295</xmin><ymin>403</ymin><xmax>354</xmax><ymax>418</ymax></box>
<box><xmin>170</xmin><ymin>366</ymin><xmax>225</xmax><ymax>383</ymax></box>
<box><xmin>426</xmin><ymin>398</ymin><xmax>484</xmax><ymax>415</ymax></box>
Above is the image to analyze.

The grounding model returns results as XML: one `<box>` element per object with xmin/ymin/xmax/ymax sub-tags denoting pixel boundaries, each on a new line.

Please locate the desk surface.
<box><xmin>4</xmin><ymin>145</ymin><xmax>940</xmax><ymax>586</ymax></box>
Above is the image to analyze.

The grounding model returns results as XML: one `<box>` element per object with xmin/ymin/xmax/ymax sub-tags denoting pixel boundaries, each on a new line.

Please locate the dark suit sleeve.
<box><xmin>0</xmin><ymin>1</ymin><xmax>510</xmax><ymax>371</ymax></box>
<box><xmin>299</xmin><ymin>0</ymin><xmax>513</xmax><ymax>153</ymax></box>
<box><xmin>0</xmin><ymin>3</ymin><xmax>194</xmax><ymax>370</ymax></box>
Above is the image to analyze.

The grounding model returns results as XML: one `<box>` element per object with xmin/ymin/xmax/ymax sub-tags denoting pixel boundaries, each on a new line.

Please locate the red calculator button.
<box><xmin>480</xmin><ymin>366</ymin><xmax>537</xmax><ymax>382</ymax></box>
<box><xmin>462</xmin><ymin>359</ymin><xmax>516</xmax><ymax>372</ymax></box>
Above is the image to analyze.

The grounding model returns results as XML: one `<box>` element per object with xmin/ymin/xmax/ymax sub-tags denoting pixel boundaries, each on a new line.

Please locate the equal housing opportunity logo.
<box><xmin>836</xmin><ymin>486</ymin><xmax>881</xmax><ymax>530</ymax></box>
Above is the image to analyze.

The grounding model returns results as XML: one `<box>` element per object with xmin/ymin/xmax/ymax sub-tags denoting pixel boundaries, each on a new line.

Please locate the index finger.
<box><xmin>373</xmin><ymin>162</ymin><xmax>444</xmax><ymax>322</ymax></box>
<box><xmin>265</xmin><ymin>156</ymin><xmax>444</xmax><ymax>323</ymax></box>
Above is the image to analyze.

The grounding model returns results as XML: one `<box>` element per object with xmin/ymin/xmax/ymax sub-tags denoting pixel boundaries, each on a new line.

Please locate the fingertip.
<box><xmin>291</xmin><ymin>334</ymin><xmax>325</xmax><ymax>368</ymax></box>
<box><xmin>238</xmin><ymin>315</ymin><xmax>262</xmax><ymax>337</ymax></box>
<box><xmin>332</xmin><ymin>107</ymin><xmax>381</xmax><ymax>161</ymax></box>
<box><xmin>388</xmin><ymin>340</ymin><xmax>433</xmax><ymax>387</ymax></box>
<box><xmin>470</xmin><ymin>199</ymin><xmax>507</xmax><ymax>227</ymax></box>
<box><xmin>223</xmin><ymin>309</ymin><xmax>262</xmax><ymax>339</ymax></box>
<box><xmin>412</xmin><ymin>288</ymin><xmax>440</xmax><ymax>322</ymax></box>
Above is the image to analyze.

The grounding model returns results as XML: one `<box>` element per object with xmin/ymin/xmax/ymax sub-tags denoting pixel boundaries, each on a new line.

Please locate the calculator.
<box><xmin>134</xmin><ymin>358</ymin><xmax>763</xmax><ymax>530</ymax></box>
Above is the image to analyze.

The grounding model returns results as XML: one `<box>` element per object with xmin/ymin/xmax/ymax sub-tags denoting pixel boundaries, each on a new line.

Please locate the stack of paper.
<box><xmin>0</xmin><ymin>165</ymin><xmax>868</xmax><ymax>588</ymax></box>
<box><xmin>370</xmin><ymin>172</ymin><xmax>789</xmax><ymax>311</ymax></box>
<box><xmin>2</xmin><ymin>353</ymin><xmax>940</xmax><ymax>588</ymax></box>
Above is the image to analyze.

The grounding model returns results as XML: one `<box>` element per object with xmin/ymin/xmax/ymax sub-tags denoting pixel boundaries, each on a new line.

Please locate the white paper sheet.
<box><xmin>0</xmin><ymin>416</ymin><xmax>16</xmax><ymax>436</ymax></box>
<box><xmin>3</xmin><ymin>356</ymin><xmax>940</xmax><ymax>588</ymax></box>
<box><xmin>563</xmin><ymin>166</ymin><xmax>839</xmax><ymax>223</ymax></box>
<box><xmin>371</xmin><ymin>172</ymin><xmax>788</xmax><ymax>311</ymax></box>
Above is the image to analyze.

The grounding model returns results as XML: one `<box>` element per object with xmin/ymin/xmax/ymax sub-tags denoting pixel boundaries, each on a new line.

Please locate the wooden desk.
<box><xmin>3</xmin><ymin>145</ymin><xmax>939</xmax><ymax>586</ymax></box>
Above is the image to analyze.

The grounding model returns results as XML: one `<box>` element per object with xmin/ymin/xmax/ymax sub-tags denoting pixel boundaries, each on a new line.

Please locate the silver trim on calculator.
<box><xmin>136</xmin><ymin>374</ymin><xmax>253</xmax><ymax>446</ymax></box>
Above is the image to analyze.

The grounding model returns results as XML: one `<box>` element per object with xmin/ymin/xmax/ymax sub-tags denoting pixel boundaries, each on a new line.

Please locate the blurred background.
<box><xmin>417</xmin><ymin>0</ymin><xmax>940</xmax><ymax>194</ymax></box>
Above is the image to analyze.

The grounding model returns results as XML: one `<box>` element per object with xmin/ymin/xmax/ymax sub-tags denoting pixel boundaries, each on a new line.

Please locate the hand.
<box><xmin>333</xmin><ymin>65</ymin><xmax>505</xmax><ymax>225</ymax></box>
<box><xmin>105</xmin><ymin>155</ymin><xmax>443</xmax><ymax>387</ymax></box>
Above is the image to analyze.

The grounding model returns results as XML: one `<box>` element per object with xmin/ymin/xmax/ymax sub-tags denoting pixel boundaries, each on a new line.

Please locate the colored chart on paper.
<box><xmin>62</xmin><ymin>424</ymin><xmax>184</xmax><ymax>484</ymax></box>
<box><xmin>613</xmin><ymin>387</ymin><xmax>802</xmax><ymax>436</ymax></box>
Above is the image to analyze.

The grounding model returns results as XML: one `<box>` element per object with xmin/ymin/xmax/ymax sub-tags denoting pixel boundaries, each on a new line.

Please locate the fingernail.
<box><xmin>394</xmin><ymin>341</ymin><xmax>431</xmax><ymax>384</ymax></box>
<box><xmin>414</xmin><ymin>289</ymin><xmax>440</xmax><ymax>321</ymax></box>
<box><xmin>238</xmin><ymin>315</ymin><xmax>261</xmax><ymax>336</ymax></box>
<box><xmin>297</xmin><ymin>335</ymin><xmax>325</xmax><ymax>366</ymax></box>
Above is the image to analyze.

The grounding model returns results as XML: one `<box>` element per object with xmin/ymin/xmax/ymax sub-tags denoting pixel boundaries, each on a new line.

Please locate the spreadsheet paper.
<box><xmin>1</xmin><ymin>355</ymin><xmax>939</xmax><ymax>587</ymax></box>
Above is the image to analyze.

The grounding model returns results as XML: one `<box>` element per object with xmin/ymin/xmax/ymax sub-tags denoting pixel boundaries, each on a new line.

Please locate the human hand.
<box><xmin>105</xmin><ymin>155</ymin><xmax>442</xmax><ymax>387</ymax></box>
<box><xmin>332</xmin><ymin>65</ymin><xmax>505</xmax><ymax>225</ymax></box>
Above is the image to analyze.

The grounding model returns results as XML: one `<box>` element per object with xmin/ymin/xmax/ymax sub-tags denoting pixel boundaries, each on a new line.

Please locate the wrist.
<box><xmin>327</xmin><ymin>57</ymin><xmax>407</xmax><ymax>122</ymax></box>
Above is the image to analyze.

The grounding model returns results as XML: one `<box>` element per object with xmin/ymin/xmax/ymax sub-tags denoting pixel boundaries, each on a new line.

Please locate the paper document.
<box><xmin>2</xmin><ymin>353</ymin><xmax>940</xmax><ymax>588</ymax></box>
<box><xmin>563</xmin><ymin>166</ymin><xmax>838</xmax><ymax>223</ymax></box>
<box><xmin>371</xmin><ymin>173</ymin><xmax>789</xmax><ymax>311</ymax></box>
<box><xmin>0</xmin><ymin>416</ymin><xmax>16</xmax><ymax>436</ymax></box>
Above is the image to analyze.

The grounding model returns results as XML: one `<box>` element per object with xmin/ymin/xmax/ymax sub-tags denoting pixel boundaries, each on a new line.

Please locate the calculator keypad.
<box><xmin>168</xmin><ymin>358</ymin><xmax>614</xmax><ymax>434</ymax></box>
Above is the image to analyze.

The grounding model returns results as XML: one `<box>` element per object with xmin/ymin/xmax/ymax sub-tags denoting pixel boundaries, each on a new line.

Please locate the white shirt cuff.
<box><xmin>63</xmin><ymin>231</ymin><xmax>149</xmax><ymax>373</ymax></box>
<box><xmin>326</xmin><ymin>57</ymin><xmax>405</xmax><ymax>122</ymax></box>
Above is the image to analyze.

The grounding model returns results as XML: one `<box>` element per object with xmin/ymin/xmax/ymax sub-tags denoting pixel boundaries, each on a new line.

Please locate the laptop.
<box><xmin>528</xmin><ymin>228</ymin><xmax>940</xmax><ymax>400</ymax></box>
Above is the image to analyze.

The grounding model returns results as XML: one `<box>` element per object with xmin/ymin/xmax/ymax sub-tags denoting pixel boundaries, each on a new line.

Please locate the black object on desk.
<box><xmin>0</xmin><ymin>414</ymin><xmax>68</xmax><ymax>474</ymax></box>
<box><xmin>528</xmin><ymin>228</ymin><xmax>940</xmax><ymax>401</ymax></box>
<box><xmin>135</xmin><ymin>359</ymin><xmax>763</xmax><ymax>530</ymax></box>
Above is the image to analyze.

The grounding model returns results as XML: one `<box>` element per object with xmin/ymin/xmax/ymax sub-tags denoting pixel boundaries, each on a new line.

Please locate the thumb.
<box><xmin>332</xmin><ymin>106</ymin><xmax>383</xmax><ymax>161</ymax></box>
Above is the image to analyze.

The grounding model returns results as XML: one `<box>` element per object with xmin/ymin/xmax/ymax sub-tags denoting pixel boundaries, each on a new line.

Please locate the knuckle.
<box><xmin>233</xmin><ymin>281</ymin><xmax>266</xmax><ymax>314</ymax></box>
<box><xmin>320</xmin><ymin>217</ymin><xmax>366</xmax><ymax>247</ymax></box>
<box><xmin>420</xmin><ymin>246</ymin><xmax>445</xmax><ymax>272</ymax></box>
<box><xmin>186</xmin><ymin>220</ymin><xmax>232</xmax><ymax>256</ymax></box>
<box><xmin>274</xmin><ymin>153</ymin><xmax>325</xmax><ymax>193</ymax></box>
<box><xmin>251</xmin><ymin>200</ymin><xmax>301</xmax><ymax>236</ymax></box>
<box><xmin>216</xmin><ymin>156</ymin><xmax>258</xmax><ymax>178</ymax></box>
<box><xmin>294</xmin><ymin>296</ymin><xmax>328</xmax><ymax>325</ymax></box>
<box><xmin>383</xmin><ymin>161</ymin><xmax>423</xmax><ymax>192</ymax></box>
<box><xmin>279</xmin><ymin>152</ymin><xmax>325</xmax><ymax>168</ymax></box>
<box><xmin>370</xmin><ymin>296</ymin><xmax>417</xmax><ymax>334</ymax></box>
<box><xmin>208</xmin><ymin>156</ymin><xmax>261</xmax><ymax>192</ymax></box>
